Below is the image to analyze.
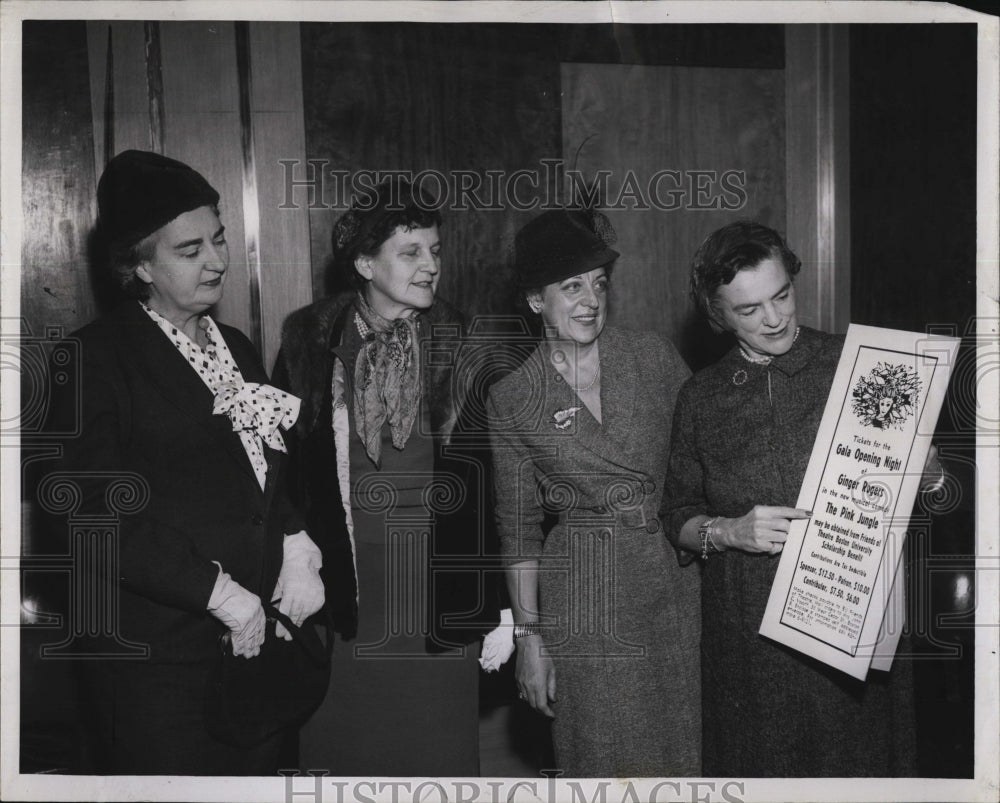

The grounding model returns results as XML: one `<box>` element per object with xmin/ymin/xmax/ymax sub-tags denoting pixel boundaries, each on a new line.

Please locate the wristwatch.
<box><xmin>513</xmin><ymin>622</ymin><xmax>541</xmax><ymax>640</ymax></box>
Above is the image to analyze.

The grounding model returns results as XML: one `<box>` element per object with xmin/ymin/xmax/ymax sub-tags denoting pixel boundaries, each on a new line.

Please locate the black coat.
<box><xmin>39</xmin><ymin>301</ymin><xmax>305</xmax><ymax>774</ymax></box>
<box><xmin>47</xmin><ymin>301</ymin><xmax>302</xmax><ymax>663</ymax></box>
<box><xmin>273</xmin><ymin>292</ymin><xmax>502</xmax><ymax>647</ymax></box>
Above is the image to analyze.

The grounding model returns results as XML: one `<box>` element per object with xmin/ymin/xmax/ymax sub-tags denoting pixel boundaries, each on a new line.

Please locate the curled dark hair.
<box><xmin>331</xmin><ymin>177</ymin><xmax>443</xmax><ymax>290</ymax></box>
<box><xmin>689</xmin><ymin>219</ymin><xmax>801</xmax><ymax>326</ymax></box>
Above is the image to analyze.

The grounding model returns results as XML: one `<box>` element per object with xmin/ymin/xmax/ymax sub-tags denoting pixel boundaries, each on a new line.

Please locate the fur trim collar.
<box><xmin>279</xmin><ymin>291</ymin><xmax>465</xmax><ymax>438</ymax></box>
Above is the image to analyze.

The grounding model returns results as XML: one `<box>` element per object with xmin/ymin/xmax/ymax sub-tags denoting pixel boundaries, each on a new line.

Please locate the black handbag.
<box><xmin>205</xmin><ymin>605</ymin><xmax>333</xmax><ymax>748</ymax></box>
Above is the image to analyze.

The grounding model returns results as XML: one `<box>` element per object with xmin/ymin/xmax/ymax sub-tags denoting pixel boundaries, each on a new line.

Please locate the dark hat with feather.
<box><xmin>513</xmin><ymin>208</ymin><xmax>619</xmax><ymax>289</ymax></box>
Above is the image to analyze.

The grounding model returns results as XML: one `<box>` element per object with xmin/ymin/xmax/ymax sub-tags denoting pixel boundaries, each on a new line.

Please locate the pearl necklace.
<box><xmin>355</xmin><ymin>312</ymin><xmax>371</xmax><ymax>338</ymax></box>
<box><xmin>568</xmin><ymin>364</ymin><xmax>601</xmax><ymax>392</ymax></box>
<box><xmin>739</xmin><ymin>326</ymin><xmax>801</xmax><ymax>365</ymax></box>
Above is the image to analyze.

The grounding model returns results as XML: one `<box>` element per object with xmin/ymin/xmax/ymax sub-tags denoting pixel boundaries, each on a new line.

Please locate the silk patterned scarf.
<box><xmin>351</xmin><ymin>293</ymin><xmax>421</xmax><ymax>467</ymax></box>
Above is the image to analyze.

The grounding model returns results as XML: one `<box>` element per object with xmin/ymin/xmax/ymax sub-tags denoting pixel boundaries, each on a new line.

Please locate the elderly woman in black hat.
<box><xmin>274</xmin><ymin>177</ymin><xmax>495</xmax><ymax>776</ymax></box>
<box><xmin>47</xmin><ymin>150</ymin><xmax>324</xmax><ymax>775</ymax></box>
<box><xmin>486</xmin><ymin>209</ymin><xmax>701</xmax><ymax>777</ymax></box>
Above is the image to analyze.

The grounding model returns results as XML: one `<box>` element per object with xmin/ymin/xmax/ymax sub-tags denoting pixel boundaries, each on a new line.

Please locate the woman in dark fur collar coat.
<box><xmin>273</xmin><ymin>178</ymin><xmax>495</xmax><ymax>776</ymax></box>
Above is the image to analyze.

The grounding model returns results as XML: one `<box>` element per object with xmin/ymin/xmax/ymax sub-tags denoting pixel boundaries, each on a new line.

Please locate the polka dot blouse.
<box><xmin>140</xmin><ymin>303</ymin><xmax>300</xmax><ymax>490</ymax></box>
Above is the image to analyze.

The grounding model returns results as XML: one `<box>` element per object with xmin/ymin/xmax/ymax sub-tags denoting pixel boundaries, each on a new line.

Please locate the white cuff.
<box><xmin>207</xmin><ymin>565</ymin><xmax>237</xmax><ymax>611</ymax></box>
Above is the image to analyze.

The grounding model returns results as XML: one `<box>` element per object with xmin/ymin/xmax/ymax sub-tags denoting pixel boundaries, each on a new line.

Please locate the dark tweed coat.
<box><xmin>273</xmin><ymin>291</ymin><xmax>500</xmax><ymax>646</ymax></box>
<box><xmin>662</xmin><ymin>326</ymin><xmax>917</xmax><ymax>777</ymax></box>
<box><xmin>487</xmin><ymin>326</ymin><xmax>701</xmax><ymax>778</ymax></box>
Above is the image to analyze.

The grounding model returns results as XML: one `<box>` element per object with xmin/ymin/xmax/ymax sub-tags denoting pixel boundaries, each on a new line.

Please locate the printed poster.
<box><xmin>760</xmin><ymin>325</ymin><xmax>960</xmax><ymax>680</ymax></box>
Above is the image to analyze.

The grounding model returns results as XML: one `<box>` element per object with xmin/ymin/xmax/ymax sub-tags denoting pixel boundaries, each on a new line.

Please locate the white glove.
<box><xmin>207</xmin><ymin>568</ymin><xmax>265</xmax><ymax>658</ymax></box>
<box><xmin>479</xmin><ymin>608</ymin><xmax>515</xmax><ymax>673</ymax></box>
<box><xmin>271</xmin><ymin>531</ymin><xmax>324</xmax><ymax>640</ymax></box>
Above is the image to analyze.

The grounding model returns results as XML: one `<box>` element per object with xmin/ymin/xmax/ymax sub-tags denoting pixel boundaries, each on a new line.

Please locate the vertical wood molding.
<box><xmin>234</xmin><ymin>21</ymin><xmax>265</xmax><ymax>355</ymax></box>
<box><xmin>785</xmin><ymin>25</ymin><xmax>851</xmax><ymax>333</ymax></box>
<box><xmin>87</xmin><ymin>22</ymin><xmax>150</xmax><ymax>181</ymax></box>
<box><xmin>143</xmin><ymin>22</ymin><xmax>164</xmax><ymax>154</ymax></box>
<box><xmin>250</xmin><ymin>22</ymin><xmax>312</xmax><ymax>370</ymax></box>
<box><xmin>103</xmin><ymin>30</ymin><xmax>114</xmax><ymax>166</ymax></box>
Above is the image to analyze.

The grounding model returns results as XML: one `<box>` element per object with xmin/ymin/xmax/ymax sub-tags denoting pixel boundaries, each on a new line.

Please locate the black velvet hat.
<box><xmin>514</xmin><ymin>209</ymin><xmax>620</xmax><ymax>289</ymax></box>
<box><xmin>97</xmin><ymin>150</ymin><xmax>220</xmax><ymax>248</ymax></box>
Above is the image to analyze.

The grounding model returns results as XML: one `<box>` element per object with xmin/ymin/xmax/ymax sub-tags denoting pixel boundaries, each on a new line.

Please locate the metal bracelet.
<box><xmin>513</xmin><ymin>622</ymin><xmax>542</xmax><ymax>640</ymax></box>
<box><xmin>699</xmin><ymin>517</ymin><xmax>720</xmax><ymax>560</ymax></box>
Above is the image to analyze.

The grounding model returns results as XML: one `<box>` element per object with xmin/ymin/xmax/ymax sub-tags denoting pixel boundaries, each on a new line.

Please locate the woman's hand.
<box><xmin>716</xmin><ymin>505</ymin><xmax>811</xmax><ymax>555</ymax></box>
<box><xmin>271</xmin><ymin>531</ymin><xmax>325</xmax><ymax>640</ymax></box>
<box><xmin>208</xmin><ymin>575</ymin><xmax>266</xmax><ymax>658</ymax></box>
<box><xmin>515</xmin><ymin>634</ymin><xmax>556</xmax><ymax>718</ymax></box>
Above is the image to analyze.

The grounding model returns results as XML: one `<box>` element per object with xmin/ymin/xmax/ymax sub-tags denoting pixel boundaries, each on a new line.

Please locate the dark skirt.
<box><xmin>701</xmin><ymin>552</ymin><xmax>917</xmax><ymax>777</ymax></box>
<box><xmin>298</xmin><ymin>509</ymin><xmax>479</xmax><ymax>776</ymax></box>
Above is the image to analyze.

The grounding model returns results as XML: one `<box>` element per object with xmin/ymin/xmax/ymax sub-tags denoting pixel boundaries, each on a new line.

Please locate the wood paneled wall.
<box><xmin>21</xmin><ymin>22</ymin><xmax>100</xmax><ymax>337</ymax></box>
<box><xmin>785</xmin><ymin>25</ymin><xmax>851</xmax><ymax>334</ymax></box>
<box><xmin>24</xmin><ymin>21</ymin><xmax>836</xmax><ymax>372</ymax></box>
<box><xmin>43</xmin><ymin>20</ymin><xmax>313</xmax><ymax>369</ymax></box>
<box><xmin>563</xmin><ymin>63</ymin><xmax>786</xmax><ymax>360</ymax></box>
<box><xmin>299</xmin><ymin>23</ymin><xmax>794</xmax><ymax>365</ymax></box>
<box><xmin>300</xmin><ymin>23</ymin><xmax>562</xmax><ymax>324</ymax></box>
<box><xmin>246</xmin><ymin>23</ymin><xmax>313</xmax><ymax>368</ymax></box>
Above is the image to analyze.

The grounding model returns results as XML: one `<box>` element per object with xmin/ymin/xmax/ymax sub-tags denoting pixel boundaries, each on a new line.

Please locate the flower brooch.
<box><xmin>553</xmin><ymin>406</ymin><xmax>582</xmax><ymax>430</ymax></box>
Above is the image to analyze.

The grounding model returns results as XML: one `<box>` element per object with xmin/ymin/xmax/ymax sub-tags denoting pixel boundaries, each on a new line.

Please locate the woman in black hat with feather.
<box><xmin>486</xmin><ymin>209</ymin><xmax>701</xmax><ymax>777</ymax></box>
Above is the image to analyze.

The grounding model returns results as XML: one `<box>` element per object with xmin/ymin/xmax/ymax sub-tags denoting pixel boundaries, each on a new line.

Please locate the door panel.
<box><xmin>562</xmin><ymin>63</ymin><xmax>785</xmax><ymax>361</ymax></box>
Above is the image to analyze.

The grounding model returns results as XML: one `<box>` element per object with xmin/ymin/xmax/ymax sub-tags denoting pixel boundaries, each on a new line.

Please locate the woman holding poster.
<box><xmin>661</xmin><ymin>220</ymin><xmax>938</xmax><ymax>777</ymax></box>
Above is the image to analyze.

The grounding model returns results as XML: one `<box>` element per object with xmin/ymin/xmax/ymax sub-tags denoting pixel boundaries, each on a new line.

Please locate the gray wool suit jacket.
<box><xmin>487</xmin><ymin>325</ymin><xmax>691</xmax><ymax>562</ymax></box>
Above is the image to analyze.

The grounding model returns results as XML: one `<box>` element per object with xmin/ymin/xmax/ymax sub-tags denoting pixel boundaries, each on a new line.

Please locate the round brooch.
<box><xmin>732</xmin><ymin>369</ymin><xmax>748</xmax><ymax>386</ymax></box>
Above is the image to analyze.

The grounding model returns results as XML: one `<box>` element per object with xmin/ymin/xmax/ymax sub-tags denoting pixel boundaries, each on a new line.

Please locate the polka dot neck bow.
<box><xmin>140</xmin><ymin>303</ymin><xmax>300</xmax><ymax>489</ymax></box>
<box><xmin>212</xmin><ymin>380</ymin><xmax>300</xmax><ymax>452</ymax></box>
